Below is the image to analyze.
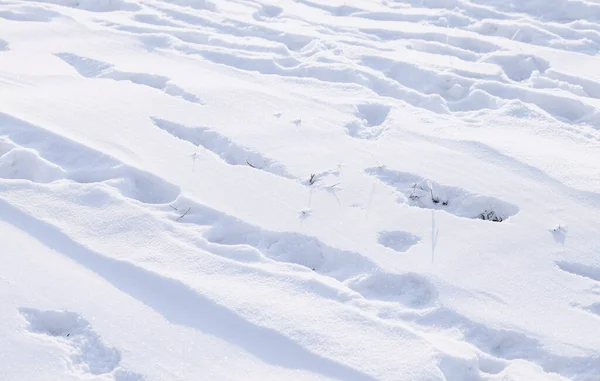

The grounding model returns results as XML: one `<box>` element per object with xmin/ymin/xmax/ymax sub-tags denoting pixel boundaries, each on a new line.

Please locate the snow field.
<box><xmin>1</xmin><ymin>0</ymin><xmax>600</xmax><ymax>380</ymax></box>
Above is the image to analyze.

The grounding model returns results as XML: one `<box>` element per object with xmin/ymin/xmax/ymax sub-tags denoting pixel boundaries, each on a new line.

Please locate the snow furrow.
<box><xmin>2</xmin><ymin>0</ymin><xmax>600</xmax><ymax>380</ymax></box>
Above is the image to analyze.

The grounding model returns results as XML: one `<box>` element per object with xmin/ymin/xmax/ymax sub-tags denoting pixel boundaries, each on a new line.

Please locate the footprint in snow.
<box><xmin>150</xmin><ymin>117</ymin><xmax>294</xmax><ymax>179</ymax></box>
<box><xmin>555</xmin><ymin>261</ymin><xmax>600</xmax><ymax>282</ymax></box>
<box><xmin>348</xmin><ymin>272</ymin><xmax>438</xmax><ymax>308</ymax></box>
<box><xmin>345</xmin><ymin>103</ymin><xmax>390</xmax><ymax>139</ymax></box>
<box><xmin>366</xmin><ymin>166</ymin><xmax>519</xmax><ymax>222</ymax></box>
<box><xmin>0</xmin><ymin>115</ymin><xmax>181</xmax><ymax>205</ymax></box>
<box><xmin>253</xmin><ymin>4</ymin><xmax>283</xmax><ymax>20</ymax></box>
<box><xmin>377</xmin><ymin>231</ymin><xmax>420</xmax><ymax>253</ymax></box>
<box><xmin>19</xmin><ymin>307</ymin><xmax>145</xmax><ymax>380</ymax></box>
<box><xmin>55</xmin><ymin>52</ymin><xmax>203</xmax><ymax>104</ymax></box>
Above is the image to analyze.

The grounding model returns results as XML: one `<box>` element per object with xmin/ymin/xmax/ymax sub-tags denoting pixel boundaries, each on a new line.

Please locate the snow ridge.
<box><xmin>1</xmin><ymin>0</ymin><xmax>600</xmax><ymax>380</ymax></box>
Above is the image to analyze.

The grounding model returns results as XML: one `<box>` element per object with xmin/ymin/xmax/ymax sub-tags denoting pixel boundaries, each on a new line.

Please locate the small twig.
<box><xmin>368</xmin><ymin>152</ymin><xmax>383</xmax><ymax>169</ymax></box>
<box><xmin>299</xmin><ymin>209</ymin><xmax>312</xmax><ymax>224</ymax></box>
<box><xmin>191</xmin><ymin>146</ymin><xmax>200</xmax><ymax>172</ymax></box>
<box><xmin>309</xmin><ymin>173</ymin><xmax>317</xmax><ymax>185</ymax></box>
<box><xmin>409</xmin><ymin>183</ymin><xmax>424</xmax><ymax>201</ymax></box>
<box><xmin>245</xmin><ymin>159</ymin><xmax>257</xmax><ymax>169</ymax></box>
<box><xmin>327</xmin><ymin>182</ymin><xmax>340</xmax><ymax>188</ymax></box>
<box><xmin>169</xmin><ymin>205</ymin><xmax>179</xmax><ymax>211</ymax></box>
<box><xmin>176</xmin><ymin>207</ymin><xmax>191</xmax><ymax>221</ymax></box>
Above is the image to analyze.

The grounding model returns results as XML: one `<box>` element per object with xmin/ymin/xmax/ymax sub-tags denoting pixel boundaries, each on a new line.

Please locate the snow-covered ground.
<box><xmin>1</xmin><ymin>0</ymin><xmax>600</xmax><ymax>380</ymax></box>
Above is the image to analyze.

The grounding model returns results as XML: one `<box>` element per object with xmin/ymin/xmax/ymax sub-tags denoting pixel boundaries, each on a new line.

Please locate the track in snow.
<box><xmin>2</xmin><ymin>0</ymin><xmax>600</xmax><ymax>380</ymax></box>
<box><xmin>20</xmin><ymin>307</ymin><xmax>145</xmax><ymax>380</ymax></box>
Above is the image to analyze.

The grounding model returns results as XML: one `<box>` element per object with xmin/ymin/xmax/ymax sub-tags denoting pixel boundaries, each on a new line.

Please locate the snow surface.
<box><xmin>1</xmin><ymin>0</ymin><xmax>600</xmax><ymax>380</ymax></box>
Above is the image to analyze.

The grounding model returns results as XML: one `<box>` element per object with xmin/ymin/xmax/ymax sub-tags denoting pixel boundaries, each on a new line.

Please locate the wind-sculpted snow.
<box><xmin>1</xmin><ymin>0</ymin><xmax>600</xmax><ymax>380</ymax></box>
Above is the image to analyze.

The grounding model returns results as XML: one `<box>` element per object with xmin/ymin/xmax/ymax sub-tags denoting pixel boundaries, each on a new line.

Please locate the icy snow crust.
<box><xmin>1</xmin><ymin>0</ymin><xmax>600</xmax><ymax>380</ymax></box>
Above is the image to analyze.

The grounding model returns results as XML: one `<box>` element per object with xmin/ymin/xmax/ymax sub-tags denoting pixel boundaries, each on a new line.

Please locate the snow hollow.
<box><xmin>1</xmin><ymin>0</ymin><xmax>600</xmax><ymax>380</ymax></box>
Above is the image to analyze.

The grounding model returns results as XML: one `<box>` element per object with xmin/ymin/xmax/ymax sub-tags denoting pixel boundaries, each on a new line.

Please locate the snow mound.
<box><xmin>1</xmin><ymin>0</ymin><xmax>600</xmax><ymax>380</ymax></box>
